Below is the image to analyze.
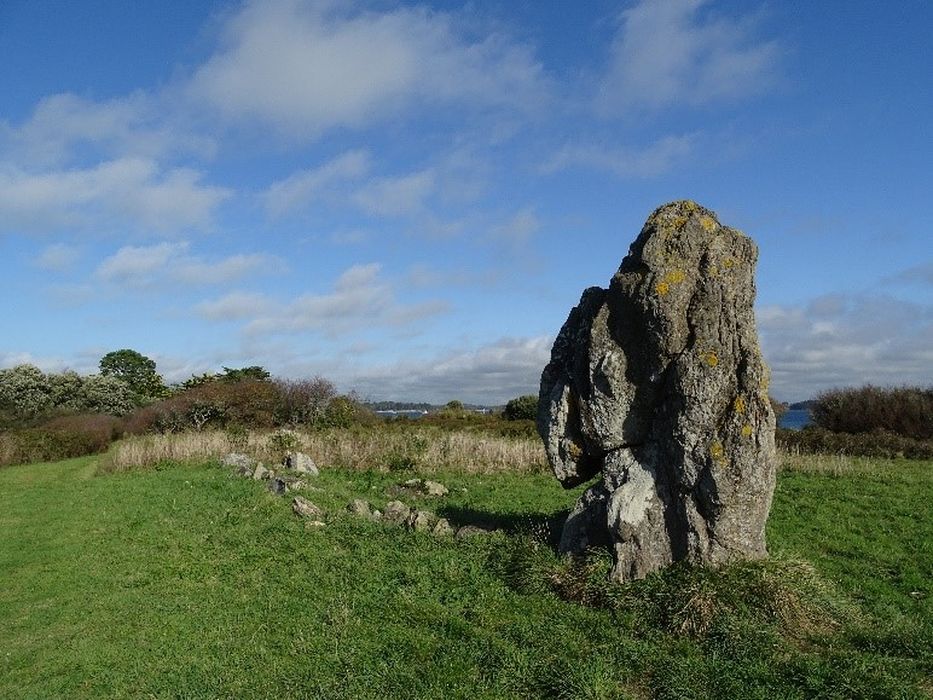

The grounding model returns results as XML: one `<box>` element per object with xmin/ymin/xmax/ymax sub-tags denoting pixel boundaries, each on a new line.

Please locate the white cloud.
<box><xmin>346</xmin><ymin>335</ymin><xmax>552</xmax><ymax>404</ymax></box>
<box><xmin>0</xmin><ymin>159</ymin><xmax>230</xmax><ymax>235</ymax></box>
<box><xmin>94</xmin><ymin>241</ymin><xmax>282</xmax><ymax>287</ymax></box>
<box><xmin>352</xmin><ymin>169</ymin><xmax>436</xmax><ymax>218</ymax></box>
<box><xmin>195</xmin><ymin>292</ymin><xmax>274</xmax><ymax>321</ymax></box>
<box><xmin>0</xmin><ymin>92</ymin><xmax>213</xmax><ymax>168</ymax></box>
<box><xmin>490</xmin><ymin>207</ymin><xmax>540</xmax><ymax>246</ymax></box>
<box><xmin>542</xmin><ymin>134</ymin><xmax>695</xmax><ymax>178</ymax></box>
<box><xmin>242</xmin><ymin>262</ymin><xmax>449</xmax><ymax>336</ymax></box>
<box><xmin>189</xmin><ymin>0</ymin><xmax>547</xmax><ymax>138</ymax></box>
<box><xmin>759</xmin><ymin>294</ymin><xmax>933</xmax><ymax>401</ymax></box>
<box><xmin>35</xmin><ymin>243</ymin><xmax>80</xmax><ymax>271</ymax></box>
<box><xmin>885</xmin><ymin>262</ymin><xmax>933</xmax><ymax>288</ymax></box>
<box><xmin>263</xmin><ymin>150</ymin><xmax>371</xmax><ymax>217</ymax></box>
<box><xmin>597</xmin><ymin>0</ymin><xmax>780</xmax><ymax>115</ymax></box>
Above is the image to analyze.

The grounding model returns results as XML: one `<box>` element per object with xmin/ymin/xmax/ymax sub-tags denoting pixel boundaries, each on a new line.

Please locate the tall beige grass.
<box><xmin>778</xmin><ymin>448</ymin><xmax>891</xmax><ymax>476</ymax></box>
<box><xmin>105</xmin><ymin>427</ymin><xmax>548</xmax><ymax>475</ymax></box>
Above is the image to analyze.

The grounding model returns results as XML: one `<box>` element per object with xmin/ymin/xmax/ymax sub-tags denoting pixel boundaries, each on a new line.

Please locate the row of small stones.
<box><xmin>224</xmin><ymin>456</ymin><xmax>500</xmax><ymax>540</ymax></box>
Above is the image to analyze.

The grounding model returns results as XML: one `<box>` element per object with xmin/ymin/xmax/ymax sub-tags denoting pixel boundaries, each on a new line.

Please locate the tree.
<box><xmin>504</xmin><ymin>395</ymin><xmax>537</xmax><ymax>421</ymax></box>
<box><xmin>0</xmin><ymin>364</ymin><xmax>53</xmax><ymax>422</ymax></box>
<box><xmin>221</xmin><ymin>366</ymin><xmax>271</xmax><ymax>382</ymax></box>
<box><xmin>81</xmin><ymin>374</ymin><xmax>137</xmax><ymax>416</ymax></box>
<box><xmin>99</xmin><ymin>349</ymin><xmax>165</xmax><ymax>401</ymax></box>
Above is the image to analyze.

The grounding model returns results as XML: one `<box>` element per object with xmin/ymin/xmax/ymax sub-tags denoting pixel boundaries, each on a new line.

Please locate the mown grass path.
<box><xmin>1</xmin><ymin>456</ymin><xmax>930</xmax><ymax>699</ymax></box>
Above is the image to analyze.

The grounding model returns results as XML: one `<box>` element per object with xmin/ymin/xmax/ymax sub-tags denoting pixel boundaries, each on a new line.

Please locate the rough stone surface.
<box><xmin>292</xmin><ymin>496</ymin><xmax>324</xmax><ymax>520</ymax></box>
<box><xmin>422</xmin><ymin>480</ymin><xmax>449</xmax><ymax>497</ymax></box>
<box><xmin>393</xmin><ymin>478</ymin><xmax>449</xmax><ymax>498</ymax></box>
<box><xmin>284</xmin><ymin>452</ymin><xmax>319</xmax><ymax>476</ymax></box>
<box><xmin>267</xmin><ymin>477</ymin><xmax>289</xmax><ymax>495</ymax></box>
<box><xmin>347</xmin><ymin>498</ymin><xmax>382</xmax><ymax>520</ymax></box>
<box><xmin>455</xmin><ymin>525</ymin><xmax>493</xmax><ymax>540</ymax></box>
<box><xmin>222</xmin><ymin>453</ymin><xmax>255</xmax><ymax>470</ymax></box>
<box><xmin>406</xmin><ymin>509</ymin><xmax>437</xmax><ymax>532</ymax></box>
<box><xmin>383</xmin><ymin>500</ymin><xmax>411</xmax><ymax>526</ymax></box>
<box><xmin>252</xmin><ymin>464</ymin><xmax>273</xmax><ymax>481</ymax></box>
<box><xmin>538</xmin><ymin>200</ymin><xmax>777</xmax><ymax>582</ymax></box>
<box><xmin>432</xmin><ymin>518</ymin><xmax>454</xmax><ymax>537</ymax></box>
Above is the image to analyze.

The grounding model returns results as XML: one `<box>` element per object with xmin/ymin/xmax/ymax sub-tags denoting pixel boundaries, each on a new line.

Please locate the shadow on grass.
<box><xmin>436</xmin><ymin>504</ymin><xmax>569</xmax><ymax>547</ymax></box>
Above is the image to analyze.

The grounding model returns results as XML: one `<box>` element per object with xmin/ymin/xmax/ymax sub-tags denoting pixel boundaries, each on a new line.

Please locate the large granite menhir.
<box><xmin>538</xmin><ymin>201</ymin><xmax>776</xmax><ymax>582</ymax></box>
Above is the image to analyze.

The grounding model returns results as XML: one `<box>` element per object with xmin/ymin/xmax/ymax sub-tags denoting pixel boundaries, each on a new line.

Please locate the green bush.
<box><xmin>812</xmin><ymin>385</ymin><xmax>932</xmax><ymax>440</ymax></box>
<box><xmin>504</xmin><ymin>395</ymin><xmax>537</xmax><ymax>421</ymax></box>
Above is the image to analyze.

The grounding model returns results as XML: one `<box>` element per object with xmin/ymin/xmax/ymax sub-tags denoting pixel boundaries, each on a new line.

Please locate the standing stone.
<box><xmin>538</xmin><ymin>200</ymin><xmax>777</xmax><ymax>582</ymax></box>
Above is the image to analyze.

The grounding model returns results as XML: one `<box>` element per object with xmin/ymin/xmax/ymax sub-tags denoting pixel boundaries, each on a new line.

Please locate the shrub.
<box><xmin>776</xmin><ymin>426</ymin><xmax>933</xmax><ymax>460</ymax></box>
<box><xmin>0</xmin><ymin>414</ymin><xmax>122</xmax><ymax>467</ymax></box>
<box><xmin>504</xmin><ymin>395</ymin><xmax>537</xmax><ymax>421</ymax></box>
<box><xmin>811</xmin><ymin>385</ymin><xmax>932</xmax><ymax>440</ymax></box>
<box><xmin>273</xmin><ymin>377</ymin><xmax>336</xmax><ymax>427</ymax></box>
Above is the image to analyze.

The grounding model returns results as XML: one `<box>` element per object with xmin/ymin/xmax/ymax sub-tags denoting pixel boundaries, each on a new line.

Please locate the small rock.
<box><xmin>252</xmin><ymin>464</ymin><xmax>273</xmax><ymax>480</ymax></box>
<box><xmin>432</xmin><ymin>518</ymin><xmax>454</xmax><ymax>537</ymax></box>
<box><xmin>267</xmin><ymin>477</ymin><xmax>288</xmax><ymax>495</ymax></box>
<box><xmin>422</xmin><ymin>480</ymin><xmax>449</xmax><ymax>497</ymax></box>
<box><xmin>221</xmin><ymin>452</ymin><xmax>255</xmax><ymax>470</ymax></box>
<box><xmin>383</xmin><ymin>500</ymin><xmax>411</xmax><ymax>525</ymax></box>
<box><xmin>393</xmin><ymin>478</ymin><xmax>449</xmax><ymax>497</ymax></box>
<box><xmin>304</xmin><ymin>520</ymin><xmax>326</xmax><ymax>529</ymax></box>
<box><xmin>406</xmin><ymin>509</ymin><xmax>436</xmax><ymax>531</ymax></box>
<box><xmin>285</xmin><ymin>451</ymin><xmax>319</xmax><ymax>476</ymax></box>
<box><xmin>347</xmin><ymin>498</ymin><xmax>374</xmax><ymax>518</ymax></box>
<box><xmin>290</xmin><ymin>479</ymin><xmax>307</xmax><ymax>491</ymax></box>
<box><xmin>234</xmin><ymin>464</ymin><xmax>254</xmax><ymax>478</ymax></box>
<box><xmin>292</xmin><ymin>496</ymin><xmax>324</xmax><ymax>519</ymax></box>
<box><xmin>455</xmin><ymin>525</ymin><xmax>492</xmax><ymax>540</ymax></box>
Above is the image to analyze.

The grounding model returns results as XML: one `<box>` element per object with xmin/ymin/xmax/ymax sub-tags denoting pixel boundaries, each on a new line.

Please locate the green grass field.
<box><xmin>1</xmin><ymin>454</ymin><xmax>930</xmax><ymax>699</ymax></box>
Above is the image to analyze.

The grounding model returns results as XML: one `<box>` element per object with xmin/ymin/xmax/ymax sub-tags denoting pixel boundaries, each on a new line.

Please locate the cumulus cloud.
<box><xmin>346</xmin><ymin>335</ymin><xmax>552</xmax><ymax>404</ymax></box>
<box><xmin>542</xmin><ymin>134</ymin><xmax>695</xmax><ymax>178</ymax></box>
<box><xmin>0</xmin><ymin>159</ymin><xmax>230</xmax><ymax>235</ymax></box>
<box><xmin>597</xmin><ymin>0</ymin><xmax>780</xmax><ymax>115</ymax></box>
<box><xmin>195</xmin><ymin>292</ymin><xmax>274</xmax><ymax>321</ymax></box>
<box><xmin>94</xmin><ymin>241</ymin><xmax>282</xmax><ymax>287</ymax></box>
<box><xmin>188</xmin><ymin>0</ymin><xmax>548</xmax><ymax>138</ymax></box>
<box><xmin>352</xmin><ymin>169</ymin><xmax>436</xmax><ymax>218</ymax></box>
<box><xmin>0</xmin><ymin>92</ymin><xmax>213</xmax><ymax>168</ymax></box>
<box><xmin>263</xmin><ymin>150</ymin><xmax>371</xmax><ymax>217</ymax></box>
<box><xmin>34</xmin><ymin>243</ymin><xmax>80</xmax><ymax>271</ymax></box>
<box><xmin>204</xmin><ymin>262</ymin><xmax>449</xmax><ymax>336</ymax></box>
<box><xmin>759</xmin><ymin>293</ymin><xmax>933</xmax><ymax>401</ymax></box>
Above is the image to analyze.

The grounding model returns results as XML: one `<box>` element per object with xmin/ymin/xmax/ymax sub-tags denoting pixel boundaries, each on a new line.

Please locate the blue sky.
<box><xmin>1</xmin><ymin>0</ymin><xmax>930</xmax><ymax>403</ymax></box>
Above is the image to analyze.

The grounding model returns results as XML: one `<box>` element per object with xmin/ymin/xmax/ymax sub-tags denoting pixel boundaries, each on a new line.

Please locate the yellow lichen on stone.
<box><xmin>741</xmin><ymin>424</ymin><xmax>753</xmax><ymax>438</ymax></box>
<box><xmin>672</xmin><ymin>215</ymin><xmax>688</xmax><ymax>230</ymax></box>
<box><xmin>734</xmin><ymin>396</ymin><xmax>746</xmax><ymax>414</ymax></box>
<box><xmin>710</xmin><ymin>441</ymin><xmax>725</xmax><ymax>464</ymax></box>
<box><xmin>699</xmin><ymin>215</ymin><xmax>718</xmax><ymax>233</ymax></box>
<box><xmin>567</xmin><ymin>441</ymin><xmax>583</xmax><ymax>460</ymax></box>
<box><xmin>655</xmin><ymin>269</ymin><xmax>685</xmax><ymax>296</ymax></box>
<box><xmin>723</xmin><ymin>257</ymin><xmax>736</xmax><ymax>269</ymax></box>
<box><xmin>704</xmin><ymin>351</ymin><xmax>719</xmax><ymax>367</ymax></box>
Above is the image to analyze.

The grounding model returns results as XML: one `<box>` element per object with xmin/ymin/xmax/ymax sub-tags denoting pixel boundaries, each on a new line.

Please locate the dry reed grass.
<box><xmin>777</xmin><ymin>448</ymin><xmax>893</xmax><ymax>476</ymax></box>
<box><xmin>104</xmin><ymin>426</ymin><xmax>547</xmax><ymax>475</ymax></box>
